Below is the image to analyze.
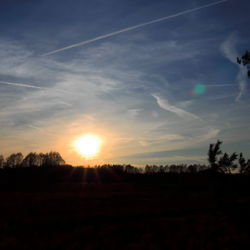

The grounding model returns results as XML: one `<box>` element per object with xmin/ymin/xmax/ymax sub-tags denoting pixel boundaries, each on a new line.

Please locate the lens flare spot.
<box><xmin>194</xmin><ymin>83</ymin><xmax>206</xmax><ymax>95</ymax></box>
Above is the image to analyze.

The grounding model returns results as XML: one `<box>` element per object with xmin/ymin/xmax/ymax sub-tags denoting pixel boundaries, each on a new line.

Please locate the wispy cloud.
<box><xmin>152</xmin><ymin>94</ymin><xmax>201</xmax><ymax>120</ymax></box>
<box><xmin>127</xmin><ymin>109</ymin><xmax>142</xmax><ymax>117</ymax></box>
<box><xmin>42</xmin><ymin>0</ymin><xmax>228</xmax><ymax>56</ymax></box>
<box><xmin>0</xmin><ymin>25</ymin><xmax>247</xmax><ymax>164</ymax></box>
<box><xmin>27</xmin><ymin>125</ymin><xmax>60</xmax><ymax>137</ymax></box>
<box><xmin>1</xmin><ymin>0</ymin><xmax>250</xmax><ymax>165</ymax></box>
<box><xmin>221</xmin><ymin>33</ymin><xmax>248</xmax><ymax>102</ymax></box>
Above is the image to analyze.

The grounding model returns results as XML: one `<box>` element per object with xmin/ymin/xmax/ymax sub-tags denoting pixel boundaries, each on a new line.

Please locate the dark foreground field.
<box><xmin>1</xmin><ymin>167</ymin><xmax>250</xmax><ymax>250</ymax></box>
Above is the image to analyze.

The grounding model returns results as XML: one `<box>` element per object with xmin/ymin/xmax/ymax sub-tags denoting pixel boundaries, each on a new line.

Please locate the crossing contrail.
<box><xmin>42</xmin><ymin>0</ymin><xmax>228</xmax><ymax>56</ymax></box>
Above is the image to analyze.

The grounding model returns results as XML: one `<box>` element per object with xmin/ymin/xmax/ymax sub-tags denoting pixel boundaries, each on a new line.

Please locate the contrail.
<box><xmin>0</xmin><ymin>81</ymin><xmax>77</xmax><ymax>95</ymax></box>
<box><xmin>42</xmin><ymin>0</ymin><xmax>228</xmax><ymax>56</ymax></box>
<box><xmin>205</xmin><ymin>94</ymin><xmax>236</xmax><ymax>100</ymax></box>
<box><xmin>0</xmin><ymin>81</ymin><xmax>47</xmax><ymax>90</ymax></box>
<box><xmin>207</xmin><ymin>84</ymin><xmax>237</xmax><ymax>87</ymax></box>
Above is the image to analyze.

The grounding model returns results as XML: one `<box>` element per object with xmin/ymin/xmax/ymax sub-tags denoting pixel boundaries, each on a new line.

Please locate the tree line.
<box><xmin>144</xmin><ymin>140</ymin><xmax>250</xmax><ymax>174</ymax></box>
<box><xmin>0</xmin><ymin>151</ymin><xmax>65</xmax><ymax>168</ymax></box>
<box><xmin>0</xmin><ymin>140</ymin><xmax>249</xmax><ymax>174</ymax></box>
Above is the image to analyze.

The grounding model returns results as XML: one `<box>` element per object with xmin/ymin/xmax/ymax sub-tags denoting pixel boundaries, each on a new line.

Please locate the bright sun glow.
<box><xmin>73</xmin><ymin>134</ymin><xmax>102</xmax><ymax>158</ymax></box>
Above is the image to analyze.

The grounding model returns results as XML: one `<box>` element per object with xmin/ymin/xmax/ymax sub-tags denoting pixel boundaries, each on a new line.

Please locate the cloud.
<box><xmin>127</xmin><ymin>109</ymin><xmax>142</xmax><ymax>117</ymax></box>
<box><xmin>221</xmin><ymin>34</ymin><xmax>248</xmax><ymax>102</ymax></box>
<box><xmin>119</xmin><ymin>148</ymin><xmax>206</xmax><ymax>160</ymax></box>
<box><xmin>27</xmin><ymin>125</ymin><xmax>60</xmax><ymax>138</ymax></box>
<box><xmin>152</xmin><ymin>94</ymin><xmax>201</xmax><ymax>120</ymax></box>
<box><xmin>236</xmin><ymin>67</ymin><xmax>247</xmax><ymax>102</ymax></box>
<box><xmin>42</xmin><ymin>0</ymin><xmax>228</xmax><ymax>56</ymax></box>
<box><xmin>0</xmin><ymin>32</ymin><xmax>240</xmax><ymax>164</ymax></box>
<box><xmin>196</xmin><ymin>128</ymin><xmax>220</xmax><ymax>142</ymax></box>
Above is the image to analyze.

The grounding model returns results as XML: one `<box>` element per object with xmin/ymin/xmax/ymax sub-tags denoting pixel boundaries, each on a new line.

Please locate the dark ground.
<box><xmin>0</xmin><ymin>167</ymin><xmax>250</xmax><ymax>250</ymax></box>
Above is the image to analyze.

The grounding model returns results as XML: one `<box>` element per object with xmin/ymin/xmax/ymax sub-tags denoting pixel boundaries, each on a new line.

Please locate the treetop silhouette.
<box><xmin>237</xmin><ymin>50</ymin><xmax>250</xmax><ymax>77</ymax></box>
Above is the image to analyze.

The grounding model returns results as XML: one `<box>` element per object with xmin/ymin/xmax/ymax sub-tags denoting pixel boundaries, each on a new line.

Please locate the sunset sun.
<box><xmin>73</xmin><ymin>134</ymin><xmax>102</xmax><ymax>158</ymax></box>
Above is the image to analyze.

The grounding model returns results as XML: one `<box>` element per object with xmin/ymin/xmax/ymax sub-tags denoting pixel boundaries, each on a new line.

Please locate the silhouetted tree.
<box><xmin>237</xmin><ymin>50</ymin><xmax>250</xmax><ymax>77</ymax></box>
<box><xmin>158</xmin><ymin>165</ymin><xmax>166</xmax><ymax>173</ymax></box>
<box><xmin>111</xmin><ymin>165</ymin><xmax>124</xmax><ymax>174</ymax></box>
<box><xmin>145</xmin><ymin>165</ymin><xmax>173</xmax><ymax>173</ymax></box>
<box><xmin>22</xmin><ymin>152</ymin><xmax>41</xmax><ymax>167</ymax></box>
<box><xmin>218</xmin><ymin>152</ymin><xmax>238</xmax><ymax>173</ymax></box>
<box><xmin>124</xmin><ymin>164</ymin><xmax>140</xmax><ymax>174</ymax></box>
<box><xmin>0</xmin><ymin>155</ymin><xmax>4</xmax><ymax>168</ymax></box>
<box><xmin>197</xmin><ymin>165</ymin><xmax>209</xmax><ymax>172</ymax></box>
<box><xmin>38</xmin><ymin>153</ymin><xmax>46</xmax><ymax>166</ymax></box>
<box><xmin>169</xmin><ymin>164</ymin><xmax>185</xmax><ymax>173</ymax></box>
<box><xmin>6</xmin><ymin>153</ymin><xmax>23</xmax><ymax>168</ymax></box>
<box><xmin>239</xmin><ymin>153</ymin><xmax>250</xmax><ymax>174</ymax></box>
<box><xmin>145</xmin><ymin>165</ymin><xmax>151</xmax><ymax>174</ymax></box>
<box><xmin>208</xmin><ymin>140</ymin><xmax>222</xmax><ymax>172</ymax></box>
<box><xmin>43</xmin><ymin>152</ymin><xmax>65</xmax><ymax>166</ymax></box>
<box><xmin>187</xmin><ymin>165</ymin><xmax>198</xmax><ymax>173</ymax></box>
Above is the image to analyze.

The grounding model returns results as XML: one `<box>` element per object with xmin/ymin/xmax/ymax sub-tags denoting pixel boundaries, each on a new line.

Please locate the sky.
<box><xmin>0</xmin><ymin>0</ymin><xmax>250</xmax><ymax>166</ymax></box>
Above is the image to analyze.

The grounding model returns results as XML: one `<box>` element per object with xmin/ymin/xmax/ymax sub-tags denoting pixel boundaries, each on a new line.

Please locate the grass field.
<box><xmin>0</xmin><ymin>168</ymin><xmax>250</xmax><ymax>249</ymax></box>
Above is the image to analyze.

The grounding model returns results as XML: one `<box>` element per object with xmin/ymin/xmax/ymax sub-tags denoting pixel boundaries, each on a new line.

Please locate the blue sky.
<box><xmin>0</xmin><ymin>0</ymin><xmax>250</xmax><ymax>165</ymax></box>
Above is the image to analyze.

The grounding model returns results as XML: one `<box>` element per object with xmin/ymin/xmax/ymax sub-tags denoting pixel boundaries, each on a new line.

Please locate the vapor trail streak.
<box><xmin>42</xmin><ymin>0</ymin><xmax>228</xmax><ymax>56</ymax></box>
<box><xmin>207</xmin><ymin>84</ymin><xmax>237</xmax><ymax>87</ymax></box>
<box><xmin>0</xmin><ymin>81</ymin><xmax>77</xmax><ymax>95</ymax></box>
<box><xmin>0</xmin><ymin>81</ymin><xmax>47</xmax><ymax>90</ymax></box>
